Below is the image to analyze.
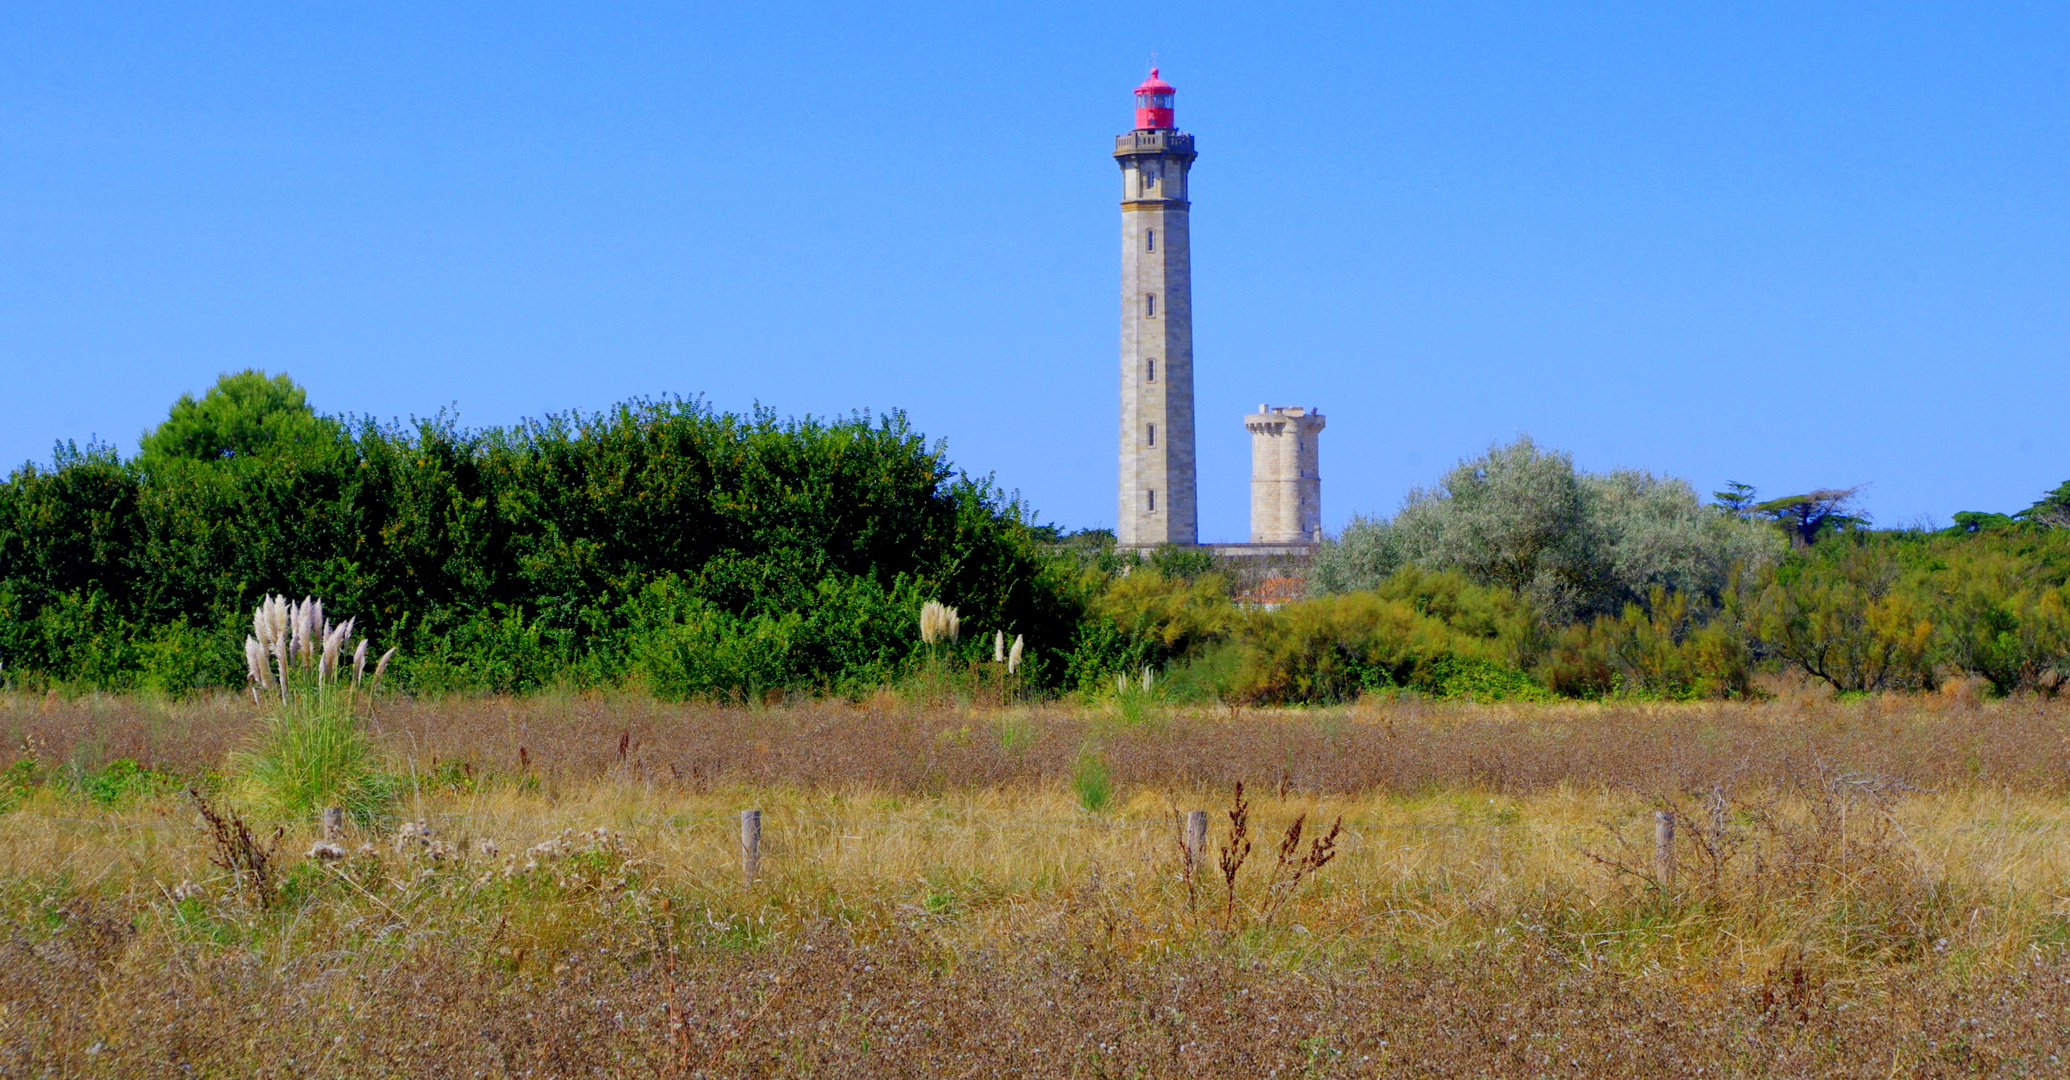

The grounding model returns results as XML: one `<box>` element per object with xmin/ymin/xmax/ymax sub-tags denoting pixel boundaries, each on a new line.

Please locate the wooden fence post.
<box><xmin>741</xmin><ymin>809</ymin><xmax>762</xmax><ymax>883</ymax></box>
<box><xmin>1184</xmin><ymin>810</ymin><xmax>1208</xmax><ymax>868</ymax></box>
<box><xmin>322</xmin><ymin>806</ymin><xmax>344</xmax><ymax>841</ymax></box>
<box><xmin>1654</xmin><ymin>810</ymin><xmax>1675</xmax><ymax>892</ymax></box>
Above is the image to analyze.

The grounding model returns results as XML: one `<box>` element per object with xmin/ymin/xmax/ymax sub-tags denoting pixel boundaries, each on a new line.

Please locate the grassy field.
<box><xmin>4</xmin><ymin>690</ymin><xmax>2070</xmax><ymax>1076</ymax></box>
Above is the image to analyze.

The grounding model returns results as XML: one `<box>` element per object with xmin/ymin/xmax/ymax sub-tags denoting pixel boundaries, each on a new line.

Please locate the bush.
<box><xmin>1227</xmin><ymin>575</ymin><xmax>1544</xmax><ymax>704</ymax></box>
<box><xmin>1753</xmin><ymin>538</ymin><xmax>1934</xmax><ymax>693</ymax></box>
<box><xmin>0</xmin><ymin>397</ymin><xmax>1075</xmax><ymax>695</ymax></box>
<box><xmin>1313</xmin><ymin>436</ymin><xmax>1781</xmax><ymax>622</ymax></box>
<box><xmin>1926</xmin><ymin>548</ymin><xmax>2070</xmax><ymax>696</ymax></box>
<box><xmin>1541</xmin><ymin>587</ymin><xmax>1755</xmax><ymax>699</ymax></box>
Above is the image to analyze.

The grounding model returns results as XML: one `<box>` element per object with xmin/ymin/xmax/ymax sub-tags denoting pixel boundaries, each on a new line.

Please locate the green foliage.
<box><xmin>1145</xmin><ymin>543</ymin><xmax>1220</xmax><ymax>581</ymax></box>
<box><xmin>70</xmin><ymin>758</ymin><xmax>177</xmax><ymax>806</ymax></box>
<box><xmin>0</xmin><ymin>759</ymin><xmax>40</xmax><ymax>814</ymax></box>
<box><xmin>139</xmin><ymin>370</ymin><xmax>337</xmax><ymax>465</ymax></box>
<box><xmin>231</xmin><ymin>691</ymin><xmax>394</xmax><ymax>823</ymax></box>
<box><xmin>1056</xmin><ymin>562</ymin><xmax>1241</xmax><ymax>693</ymax></box>
<box><xmin>1155</xmin><ymin>640</ymin><xmax>1245</xmax><ymax>703</ymax></box>
<box><xmin>1950</xmin><ymin>511</ymin><xmax>2017</xmax><ymax>535</ymax></box>
<box><xmin>1</xmin><ymin>395</ymin><xmax>1074</xmax><ymax>695</ymax></box>
<box><xmin>1925</xmin><ymin>548</ymin><xmax>2070</xmax><ymax>696</ymax></box>
<box><xmin>1542</xmin><ymin>587</ymin><xmax>1755</xmax><ymax>699</ymax></box>
<box><xmin>1314</xmin><ymin>436</ymin><xmax>1781</xmax><ymax>622</ymax></box>
<box><xmin>1753</xmin><ymin>537</ymin><xmax>1934</xmax><ymax>693</ymax></box>
<box><xmin>1228</xmin><ymin>572</ymin><xmax>1545</xmax><ymax>704</ymax></box>
<box><xmin>1712</xmin><ymin>481</ymin><xmax>1759</xmax><ymax>520</ymax></box>
<box><xmin>1752</xmin><ymin>488</ymin><xmax>1871</xmax><ymax>547</ymax></box>
<box><xmin>2019</xmin><ymin>481</ymin><xmax>2070</xmax><ymax>528</ymax></box>
<box><xmin>1070</xmin><ymin>744</ymin><xmax>1114</xmax><ymax>814</ymax></box>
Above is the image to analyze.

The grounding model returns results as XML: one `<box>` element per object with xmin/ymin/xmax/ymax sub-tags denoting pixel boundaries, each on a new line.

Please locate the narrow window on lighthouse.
<box><xmin>1147</xmin><ymin>424</ymin><xmax>1156</xmax><ymax>447</ymax></box>
<box><xmin>1145</xmin><ymin>293</ymin><xmax>1156</xmax><ymax>318</ymax></box>
<box><xmin>1146</xmin><ymin>358</ymin><xmax>1156</xmax><ymax>382</ymax></box>
<box><xmin>1146</xmin><ymin>229</ymin><xmax>1155</xmax><ymax>252</ymax></box>
<box><xmin>1148</xmin><ymin>490</ymin><xmax>1157</xmax><ymax>512</ymax></box>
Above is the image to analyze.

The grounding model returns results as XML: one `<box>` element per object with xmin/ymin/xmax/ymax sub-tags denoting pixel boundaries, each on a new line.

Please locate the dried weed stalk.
<box><xmin>1218</xmin><ymin>782</ymin><xmax>1251</xmax><ymax>929</ymax></box>
<box><xmin>1261</xmin><ymin>812</ymin><xmax>1343</xmax><ymax>926</ymax></box>
<box><xmin>188</xmin><ymin>788</ymin><xmax>282</xmax><ymax>907</ymax></box>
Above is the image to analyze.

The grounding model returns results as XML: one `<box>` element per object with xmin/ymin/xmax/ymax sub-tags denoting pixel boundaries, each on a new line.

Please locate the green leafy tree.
<box><xmin>1930</xmin><ymin>549</ymin><xmax>2070</xmax><ymax>696</ymax></box>
<box><xmin>1712</xmin><ymin>481</ymin><xmax>1758</xmax><ymax>520</ymax></box>
<box><xmin>1950</xmin><ymin>511</ymin><xmax>2017</xmax><ymax>534</ymax></box>
<box><xmin>1753</xmin><ymin>540</ymin><xmax>1933</xmax><ymax>692</ymax></box>
<box><xmin>1313</xmin><ymin>437</ymin><xmax>1781</xmax><ymax>621</ymax></box>
<box><xmin>1754</xmin><ymin>488</ymin><xmax>1869</xmax><ymax>547</ymax></box>
<box><xmin>2017</xmin><ymin>480</ymin><xmax>2070</xmax><ymax>529</ymax></box>
<box><xmin>139</xmin><ymin>370</ymin><xmax>335</xmax><ymax>464</ymax></box>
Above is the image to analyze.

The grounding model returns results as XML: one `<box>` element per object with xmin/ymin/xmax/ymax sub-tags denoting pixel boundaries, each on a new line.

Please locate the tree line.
<box><xmin>3</xmin><ymin>372</ymin><xmax>2065</xmax><ymax>702</ymax></box>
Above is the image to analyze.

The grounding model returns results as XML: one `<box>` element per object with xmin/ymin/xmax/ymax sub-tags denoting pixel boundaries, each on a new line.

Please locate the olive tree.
<box><xmin>1312</xmin><ymin>436</ymin><xmax>1782</xmax><ymax>622</ymax></box>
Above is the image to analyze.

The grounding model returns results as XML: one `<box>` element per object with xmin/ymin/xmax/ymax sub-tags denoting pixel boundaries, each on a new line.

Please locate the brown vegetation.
<box><xmin>5</xmin><ymin>691</ymin><xmax>2070</xmax><ymax>1075</ymax></box>
<box><xmin>5</xmin><ymin>686</ymin><xmax>2068</xmax><ymax>795</ymax></box>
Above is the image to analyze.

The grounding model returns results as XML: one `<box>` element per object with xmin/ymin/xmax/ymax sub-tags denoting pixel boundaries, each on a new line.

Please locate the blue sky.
<box><xmin>3</xmin><ymin>2</ymin><xmax>2066</xmax><ymax>539</ymax></box>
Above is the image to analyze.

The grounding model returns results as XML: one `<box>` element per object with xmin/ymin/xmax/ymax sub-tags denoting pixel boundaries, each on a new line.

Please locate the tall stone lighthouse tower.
<box><xmin>1115</xmin><ymin>69</ymin><xmax>1198</xmax><ymax>548</ymax></box>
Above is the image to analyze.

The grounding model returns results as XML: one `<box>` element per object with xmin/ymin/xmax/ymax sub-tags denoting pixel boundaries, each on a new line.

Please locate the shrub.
<box><xmin>1541</xmin><ymin>587</ymin><xmax>1755</xmax><ymax>699</ymax></box>
<box><xmin>1313</xmin><ymin>436</ymin><xmax>1781</xmax><ymax>622</ymax></box>
<box><xmin>1227</xmin><ymin>577</ymin><xmax>1544</xmax><ymax>704</ymax></box>
<box><xmin>0</xmin><ymin>397</ymin><xmax>1074</xmax><ymax>694</ymax></box>
<box><xmin>1753</xmin><ymin>539</ymin><xmax>1934</xmax><ymax>693</ymax></box>
<box><xmin>1927</xmin><ymin>549</ymin><xmax>2070</xmax><ymax>696</ymax></box>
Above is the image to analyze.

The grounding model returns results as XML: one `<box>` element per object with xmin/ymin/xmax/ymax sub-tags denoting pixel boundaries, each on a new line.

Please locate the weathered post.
<box><xmin>322</xmin><ymin>806</ymin><xmax>344</xmax><ymax>841</ymax></box>
<box><xmin>1654</xmin><ymin>810</ymin><xmax>1675</xmax><ymax>892</ymax></box>
<box><xmin>1184</xmin><ymin>810</ymin><xmax>1208</xmax><ymax>867</ymax></box>
<box><xmin>741</xmin><ymin>809</ymin><xmax>762</xmax><ymax>883</ymax></box>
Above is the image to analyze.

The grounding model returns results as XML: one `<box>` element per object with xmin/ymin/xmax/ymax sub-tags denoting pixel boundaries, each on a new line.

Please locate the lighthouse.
<box><xmin>1115</xmin><ymin>69</ymin><xmax>1198</xmax><ymax>548</ymax></box>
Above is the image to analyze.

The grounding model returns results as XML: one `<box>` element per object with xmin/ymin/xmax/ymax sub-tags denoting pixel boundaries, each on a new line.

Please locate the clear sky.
<box><xmin>4</xmin><ymin>2</ymin><xmax>2066</xmax><ymax>539</ymax></box>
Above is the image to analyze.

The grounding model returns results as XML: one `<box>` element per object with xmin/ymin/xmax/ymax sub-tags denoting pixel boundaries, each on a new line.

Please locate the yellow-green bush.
<box><xmin>1540</xmin><ymin>587</ymin><xmax>1753</xmax><ymax>699</ymax></box>
<box><xmin>1228</xmin><ymin>570</ymin><xmax>1543</xmax><ymax>704</ymax></box>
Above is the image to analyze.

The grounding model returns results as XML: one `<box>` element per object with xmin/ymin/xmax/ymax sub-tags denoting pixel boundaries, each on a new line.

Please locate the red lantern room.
<box><xmin>1133</xmin><ymin>68</ymin><xmax>1176</xmax><ymax>131</ymax></box>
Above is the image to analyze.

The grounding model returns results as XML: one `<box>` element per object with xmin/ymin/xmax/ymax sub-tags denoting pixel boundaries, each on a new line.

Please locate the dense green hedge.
<box><xmin>7</xmin><ymin>389</ymin><xmax>2066</xmax><ymax>704</ymax></box>
<box><xmin>0</xmin><ymin>400</ymin><xmax>1077</xmax><ymax>695</ymax></box>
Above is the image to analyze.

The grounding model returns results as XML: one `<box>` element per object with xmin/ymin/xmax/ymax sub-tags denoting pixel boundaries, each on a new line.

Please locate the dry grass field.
<box><xmin>4</xmin><ymin>689</ymin><xmax>2070</xmax><ymax>1076</ymax></box>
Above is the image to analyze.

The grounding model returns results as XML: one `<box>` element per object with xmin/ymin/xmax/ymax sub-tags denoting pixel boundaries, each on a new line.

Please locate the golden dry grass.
<box><xmin>4</xmin><ymin>692</ymin><xmax>2070</xmax><ymax>1075</ymax></box>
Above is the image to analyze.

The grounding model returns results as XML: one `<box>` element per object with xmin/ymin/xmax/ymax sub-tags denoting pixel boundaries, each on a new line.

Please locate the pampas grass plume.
<box><xmin>919</xmin><ymin>600</ymin><xmax>960</xmax><ymax>645</ymax></box>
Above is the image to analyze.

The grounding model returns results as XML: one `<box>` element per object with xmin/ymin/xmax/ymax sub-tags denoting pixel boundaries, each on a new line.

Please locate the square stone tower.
<box><xmin>1115</xmin><ymin>69</ymin><xmax>1198</xmax><ymax>547</ymax></box>
<box><xmin>1246</xmin><ymin>405</ymin><xmax>1326</xmax><ymax>544</ymax></box>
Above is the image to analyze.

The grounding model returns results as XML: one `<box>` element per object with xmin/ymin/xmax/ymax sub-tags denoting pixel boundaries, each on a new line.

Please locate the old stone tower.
<box><xmin>1246</xmin><ymin>405</ymin><xmax>1326</xmax><ymax>543</ymax></box>
<box><xmin>1115</xmin><ymin>69</ymin><xmax>1197</xmax><ymax>547</ymax></box>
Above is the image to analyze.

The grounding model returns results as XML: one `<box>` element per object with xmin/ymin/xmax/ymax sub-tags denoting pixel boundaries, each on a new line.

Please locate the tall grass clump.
<box><xmin>230</xmin><ymin>595</ymin><xmax>396</xmax><ymax>822</ymax></box>
<box><xmin>1070</xmin><ymin>743</ymin><xmax>1113</xmax><ymax>814</ymax></box>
